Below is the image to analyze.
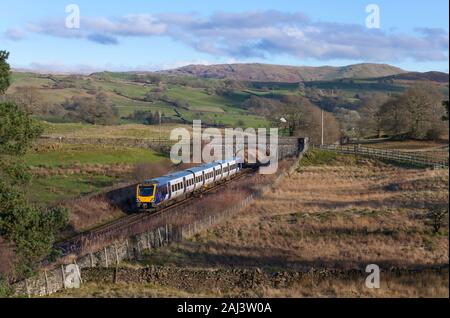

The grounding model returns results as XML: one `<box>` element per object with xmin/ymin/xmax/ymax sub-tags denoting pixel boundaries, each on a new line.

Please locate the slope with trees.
<box><xmin>0</xmin><ymin>51</ymin><xmax>68</xmax><ymax>294</ymax></box>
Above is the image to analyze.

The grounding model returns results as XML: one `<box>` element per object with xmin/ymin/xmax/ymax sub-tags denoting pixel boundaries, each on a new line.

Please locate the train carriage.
<box><xmin>136</xmin><ymin>157</ymin><xmax>242</xmax><ymax>211</ymax></box>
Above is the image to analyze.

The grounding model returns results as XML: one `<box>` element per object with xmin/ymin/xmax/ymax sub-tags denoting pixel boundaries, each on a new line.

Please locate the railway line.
<box><xmin>56</xmin><ymin>167</ymin><xmax>257</xmax><ymax>256</ymax></box>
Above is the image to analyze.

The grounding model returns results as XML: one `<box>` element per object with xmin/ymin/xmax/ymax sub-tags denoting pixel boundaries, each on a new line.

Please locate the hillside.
<box><xmin>163</xmin><ymin>63</ymin><xmax>406</xmax><ymax>82</ymax></box>
<box><xmin>379</xmin><ymin>71</ymin><xmax>449</xmax><ymax>83</ymax></box>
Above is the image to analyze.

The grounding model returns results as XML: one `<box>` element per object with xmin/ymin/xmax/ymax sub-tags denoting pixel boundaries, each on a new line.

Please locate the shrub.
<box><xmin>425</xmin><ymin>127</ymin><xmax>443</xmax><ymax>141</ymax></box>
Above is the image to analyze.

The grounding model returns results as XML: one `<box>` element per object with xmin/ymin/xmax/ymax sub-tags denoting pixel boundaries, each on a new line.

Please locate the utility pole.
<box><xmin>321</xmin><ymin>108</ymin><xmax>324</xmax><ymax>146</ymax></box>
<box><xmin>159</xmin><ymin>111</ymin><xmax>162</xmax><ymax>140</ymax></box>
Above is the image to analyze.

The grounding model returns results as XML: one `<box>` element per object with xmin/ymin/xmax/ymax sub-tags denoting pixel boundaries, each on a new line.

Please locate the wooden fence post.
<box><xmin>61</xmin><ymin>265</ymin><xmax>66</xmax><ymax>289</ymax></box>
<box><xmin>147</xmin><ymin>231</ymin><xmax>151</xmax><ymax>249</ymax></box>
<box><xmin>158</xmin><ymin>228</ymin><xmax>164</xmax><ymax>246</ymax></box>
<box><xmin>74</xmin><ymin>259</ymin><xmax>83</xmax><ymax>284</ymax></box>
<box><xmin>166</xmin><ymin>224</ymin><xmax>169</xmax><ymax>243</ymax></box>
<box><xmin>104</xmin><ymin>247</ymin><xmax>109</xmax><ymax>268</ymax></box>
<box><xmin>137</xmin><ymin>240</ymin><xmax>141</xmax><ymax>255</ymax></box>
<box><xmin>44</xmin><ymin>269</ymin><xmax>49</xmax><ymax>296</ymax></box>
<box><xmin>25</xmin><ymin>278</ymin><xmax>30</xmax><ymax>298</ymax></box>
<box><xmin>114</xmin><ymin>243</ymin><xmax>119</xmax><ymax>266</ymax></box>
<box><xmin>125</xmin><ymin>239</ymin><xmax>131</xmax><ymax>260</ymax></box>
<box><xmin>89</xmin><ymin>252</ymin><xmax>94</xmax><ymax>267</ymax></box>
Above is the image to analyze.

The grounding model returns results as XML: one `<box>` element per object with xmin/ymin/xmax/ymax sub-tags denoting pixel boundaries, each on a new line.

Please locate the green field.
<box><xmin>22</xmin><ymin>143</ymin><xmax>164</xmax><ymax>205</ymax></box>
<box><xmin>24</xmin><ymin>144</ymin><xmax>163</xmax><ymax>168</ymax></box>
<box><xmin>42</xmin><ymin>122</ymin><xmax>191</xmax><ymax>139</ymax></box>
<box><xmin>29</xmin><ymin>174</ymin><xmax>119</xmax><ymax>205</ymax></box>
<box><xmin>9</xmin><ymin>72</ymin><xmax>270</xmax><ymax>127</ymax></box>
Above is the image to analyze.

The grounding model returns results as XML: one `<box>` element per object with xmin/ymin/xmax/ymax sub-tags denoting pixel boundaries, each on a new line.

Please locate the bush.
<box><xmin>425</xmin><ymin>127</ymin><xmax>443</xmax><ymax>141</ymax></box>
<box><xmin>300</xmin><ymin>150</ymin><xmax>340</xmax><ymax>166</ymax></box>
<box><xmin>0</xmin><ymin>276</ymin><xmax>12</xmax><ymax>297</ymax></box>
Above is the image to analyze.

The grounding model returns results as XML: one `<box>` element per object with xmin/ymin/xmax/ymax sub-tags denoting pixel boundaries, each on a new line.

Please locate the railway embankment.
<box><xmin>12</xmin><ymin>139</ymin><xmax>308</xmax><ymax>297</ymax></box>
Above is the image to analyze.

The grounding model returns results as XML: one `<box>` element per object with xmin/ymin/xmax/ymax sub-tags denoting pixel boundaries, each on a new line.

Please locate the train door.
<box><xmin>168</xmin><ymin>182</ymin><xmax>172</xmax><ymax>199</ymax></box>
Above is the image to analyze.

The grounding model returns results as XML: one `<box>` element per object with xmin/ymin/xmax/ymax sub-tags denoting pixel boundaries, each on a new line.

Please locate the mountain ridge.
<box><xmin>162</xmin><ymin>62</ymin><xmax>408</xmax><ymax>82</ymax></box>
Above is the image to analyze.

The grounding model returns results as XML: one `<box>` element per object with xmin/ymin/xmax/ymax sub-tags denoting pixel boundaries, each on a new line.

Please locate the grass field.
<box><xmin>9</xmin><ymin>72</ymin><xmax>270</xmax><ymax>127</ymax></box>
<box><xmin>364</xmin><ymin>140</ymin><xmax>449</xmax><ymax>150</ymax></box>
<box><xmin>24</xmin><ymin>144</ymin><xmax>162</xmax><ymax>168</ymax></box>
<box><xmin>23</xmin><ymin>143</ymin><xmax>164</xmax><ymax>205</ymax></box>
<box><xmin>29</xmin><ymin>174</ymin><xmax>119</xmax><ymax>205</ymax></box>
<box><xmin>41</xmin><ymin>122</ymin><xmax>191</xmax><ymax>139</ymax></box>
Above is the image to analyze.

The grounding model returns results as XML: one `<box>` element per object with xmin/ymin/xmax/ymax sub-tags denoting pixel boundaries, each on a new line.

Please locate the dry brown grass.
<box><xmin>51</xmin><ymin>266</ymin><xmax>448</xmax><ymax>298</ymax></box>
<box><xmin>185</xmin><ymin>162</ymin><xmax>448</xmax><ymax>269</ymax></box>
<box><xmin>66</xmin><ymin>197</ymin><xmax>125</xmax><ymax>233</ymax></box>
<box><xmin>133</xmin><ymin>155</ymin><xmax>448</xmax><ymax>297</ymax></box>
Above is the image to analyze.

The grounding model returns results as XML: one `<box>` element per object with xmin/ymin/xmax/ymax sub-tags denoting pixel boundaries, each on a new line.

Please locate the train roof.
<box><xmin>143</xmin><ymin>170</ymin><xmax>191</xmax><ymax>185</ymax></box>
<box><xmin>141</xmin><ymin>157</ymin><xmax>241</xmax><ymax>185</ymax></box>
<box><xmin>165</xmin><ymin>170</ymin><xmax>192</xmax><ymax>179</ymax></box>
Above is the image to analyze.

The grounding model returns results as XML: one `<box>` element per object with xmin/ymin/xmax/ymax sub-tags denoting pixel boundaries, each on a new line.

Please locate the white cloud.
<box><xmin>19</xmin><ymin>10</ymin><xmax>450</xmax><ymax>62</ymax></box>
<box><xmin>12</xmin><ymin>59</ymin><xmax>215</xmax><ymax>74</ymax></box>
<box><xmin>4</xmin><ymin>27</ymin><xmax>26</xmax><ymax>41</ymax></box>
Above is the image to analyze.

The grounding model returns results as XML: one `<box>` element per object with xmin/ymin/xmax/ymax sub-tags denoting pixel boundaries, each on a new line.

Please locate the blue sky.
<box><xmin>0</xmin><ymin>0</ymin><xmax>448</xmax><ymax>73</ymax></box>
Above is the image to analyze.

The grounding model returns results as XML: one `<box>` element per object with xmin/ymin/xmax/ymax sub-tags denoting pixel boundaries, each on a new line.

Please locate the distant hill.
<box><xmin>378</xmin><ymin>71</ymin><xmax>449</xmax><ymax>83</ymax></box>
<box><xmin>163</xmin><ymin>63</ymin><xmax>406</xmax><ymax>82</ymax></box>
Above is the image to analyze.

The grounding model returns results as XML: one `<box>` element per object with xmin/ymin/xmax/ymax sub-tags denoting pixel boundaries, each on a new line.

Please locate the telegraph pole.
<box><xmin>159</xmin><ymin>111</ymin><xmax>162</xmax><ymax>140</ymax></box>
<box><xmin>321</xmin><ymin>108</ymin><xmax>324</xmax><ymax>146</ymax></box>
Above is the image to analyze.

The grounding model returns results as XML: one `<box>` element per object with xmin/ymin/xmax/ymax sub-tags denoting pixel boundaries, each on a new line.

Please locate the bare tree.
<box><xmin>401</xmin><ymin>84</ymin><xmax>445</xmax><ymax>138</ymax></box>
<box><xmin>426</xmin><ymin>204</ymin><xmax>449</xmax><ymax>234</ymax></box>
<box><xmin>357</xmin><ymin>93</ymin><xmax>389</xmax><ymax>138</ymax></box>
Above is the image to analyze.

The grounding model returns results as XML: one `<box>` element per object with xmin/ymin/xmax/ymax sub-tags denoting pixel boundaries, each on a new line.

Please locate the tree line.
<box><xmin>358</xmin><ymin>84</ymin><xmax>448</xmax><ymax>140</ymax></box>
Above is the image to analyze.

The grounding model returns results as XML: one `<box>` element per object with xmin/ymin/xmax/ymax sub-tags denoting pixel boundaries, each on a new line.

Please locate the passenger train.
<box><xmin>136</xmin><ymin>157</ymin><xmax>242</xmax><ymax>210</ymax></box>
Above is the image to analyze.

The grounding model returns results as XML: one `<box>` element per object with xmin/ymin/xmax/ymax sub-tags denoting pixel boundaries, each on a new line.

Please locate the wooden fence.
<box><xmin>314</xmin><ymin>144</ymin><xmax>449</xmax><ymax>169</ymax></box>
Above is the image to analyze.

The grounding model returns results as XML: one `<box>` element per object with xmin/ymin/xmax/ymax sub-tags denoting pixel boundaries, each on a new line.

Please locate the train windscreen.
<box><xmin>139</xmin><ymin>185</ymin><xmax>154</xmax><ymax>197</ymax></box>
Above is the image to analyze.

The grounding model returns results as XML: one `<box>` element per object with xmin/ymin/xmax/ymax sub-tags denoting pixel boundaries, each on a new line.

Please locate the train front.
<box><xmin>136</xmin><ymin>183</ymin><xmax>156</xmax><ymax>209</ymax></box>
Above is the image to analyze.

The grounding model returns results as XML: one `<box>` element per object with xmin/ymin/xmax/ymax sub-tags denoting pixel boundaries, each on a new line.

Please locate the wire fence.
<box><xmin>314</xmin><ymin>144</ymin><xmax>449</xmax><ymax>169</ymax></box>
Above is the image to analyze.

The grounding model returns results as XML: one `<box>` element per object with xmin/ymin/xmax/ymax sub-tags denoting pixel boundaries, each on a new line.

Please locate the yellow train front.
<box><xmin>136</xmin><ymin>183</ymin><xmax>156</xmax><ymax>210</ymax></box>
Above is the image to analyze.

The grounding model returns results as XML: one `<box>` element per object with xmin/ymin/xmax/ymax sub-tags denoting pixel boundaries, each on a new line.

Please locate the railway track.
<box><xmin>56</xmin><ymin>167</ymin><xmax>256</xmax><ymax>256</ymax></box>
